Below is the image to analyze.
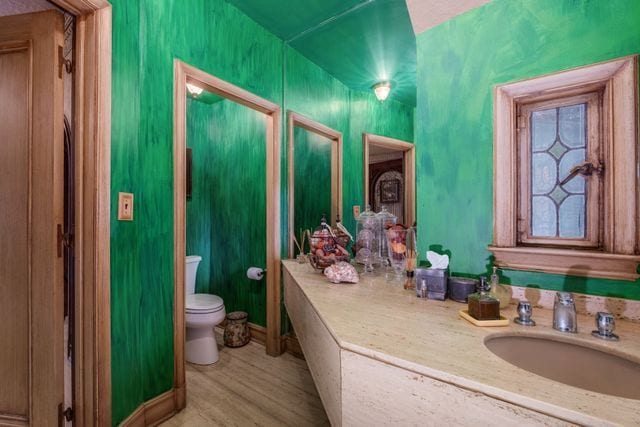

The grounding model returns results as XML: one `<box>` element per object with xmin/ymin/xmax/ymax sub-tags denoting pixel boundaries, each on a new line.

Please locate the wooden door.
<box><xmin>0</xmin><ymin>10</ymin><xmax>65</xmax><ymax>426</ymax></box>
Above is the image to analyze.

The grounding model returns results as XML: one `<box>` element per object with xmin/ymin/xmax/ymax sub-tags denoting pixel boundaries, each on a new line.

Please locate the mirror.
<box><xmin>288</xmin><ymin>111</ymin><xmax>342</xmax><ymax>258</ymax></box>
<box><xmin>363</xmin><ymin>133</ymin><xmax>415</xmax><ymax>226</ymax></box>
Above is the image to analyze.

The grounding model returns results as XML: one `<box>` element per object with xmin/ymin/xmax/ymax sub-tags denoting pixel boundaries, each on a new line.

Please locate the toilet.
<box><xmin>185</xmin><ymin>255</ymin><xmax>226</xmax><ymax>365</ymax></box>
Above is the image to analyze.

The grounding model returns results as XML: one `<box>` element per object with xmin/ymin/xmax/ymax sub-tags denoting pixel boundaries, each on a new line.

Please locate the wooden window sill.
<box><xmin>488</xmin><ymin>246</ymin><xmax>640</xmax><ymax>281</ymax></box>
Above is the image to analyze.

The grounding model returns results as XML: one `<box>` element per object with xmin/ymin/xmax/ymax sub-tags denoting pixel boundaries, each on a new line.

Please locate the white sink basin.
<box><xmin>485</xmin><ymin>335</ymin><xmax>640</xmax><ymax>400</ymax></box>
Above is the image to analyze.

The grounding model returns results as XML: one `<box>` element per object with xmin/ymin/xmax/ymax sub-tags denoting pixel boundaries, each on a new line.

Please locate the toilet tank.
<box><xmin>185</xmin><ymin>255</ymin><xmax>202</xmax><ymax>296</ymax></box>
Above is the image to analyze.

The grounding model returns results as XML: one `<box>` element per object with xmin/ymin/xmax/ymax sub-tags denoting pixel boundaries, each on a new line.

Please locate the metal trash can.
<box><xmin>223</xmin><ymin>311</ymin><xmax>250</xmax><ymax>348</ymax></box>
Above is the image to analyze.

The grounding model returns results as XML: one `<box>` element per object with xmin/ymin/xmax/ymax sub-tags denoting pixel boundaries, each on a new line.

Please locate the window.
<box><xmin>489</xmin><ymin>56</ymin><xmax>640</xmax><ymax>281</ymax></box>
<box><xmin>518</xmin><ymin>92</ymin><xmax>602</xmax><ymax>248</ymax></box>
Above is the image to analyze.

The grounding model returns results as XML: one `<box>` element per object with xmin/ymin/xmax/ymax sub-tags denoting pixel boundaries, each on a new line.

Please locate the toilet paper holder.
<box><xmin>246</xmin><ymin>267</ymin><xmax>266</xmax><ymax>280</ymax></box>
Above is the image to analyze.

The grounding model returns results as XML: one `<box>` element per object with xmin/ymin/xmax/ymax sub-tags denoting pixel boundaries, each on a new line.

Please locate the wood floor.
<box><xmin>160</xmin><ymin>336</ymin><xmax>329</xmax><ymax>426</ymax></box>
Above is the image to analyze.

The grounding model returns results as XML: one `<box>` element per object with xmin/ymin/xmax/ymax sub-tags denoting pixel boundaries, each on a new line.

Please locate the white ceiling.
<box><xmin>369</xmin><ymin>144</ymin><xmax>403</xmax><ymax>164</ymax></box>
<box><xmin>0</xmin><ymin>0</ymin><xmax>59</xmax><ymax>17</ymax></box>
<box><xmin>405</xmin><ymin>0</ymin><xmax>491</xmax><ymax>35</ymax></box>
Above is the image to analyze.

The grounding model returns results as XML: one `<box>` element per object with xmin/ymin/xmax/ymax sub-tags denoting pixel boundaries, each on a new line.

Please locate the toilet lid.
<box><xmin>186</xmin><ymin>294</ymin><xmax>224</xmax><ymax>313</ymax></box>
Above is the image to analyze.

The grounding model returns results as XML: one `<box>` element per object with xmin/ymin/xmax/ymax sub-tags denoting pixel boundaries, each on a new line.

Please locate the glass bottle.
<box><xmin>376</xmin><ymin>206</ymin><xmax>397</xmax><ymax>268</ymax></box>
<box><xmin>404</xmin><ymin>226</ymin><xmax>418</xmax><ymax>290</ymax></box>
<box><xmin>386</xmin><ymin>226</ymin><xmax>407</xmax><ymax>283</ymax></box>
<box><xmin>355</xmin><ymin>205</ymin><xmax>381</xmax><ymax>273</ymax></box>
<box><xmin>467</xmin><ymin>276</ymin><xmax>500</xmax><ymax>320</ymax></box>
<box><xmin>489</xmin><ymin>266</ymin><xmax>510</xmax><ymax>309</ymax></box>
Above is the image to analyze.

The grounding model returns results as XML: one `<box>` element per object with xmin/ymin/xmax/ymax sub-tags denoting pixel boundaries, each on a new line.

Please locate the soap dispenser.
<box><xmin>467</xmin><ymin>276</ymin><xmax>500</xmax><ymax>320</ymax></box>
<box><xmin>489</xmin><ymin>266</ymin><xmax>510</xmax><ymax>309</ymax></box>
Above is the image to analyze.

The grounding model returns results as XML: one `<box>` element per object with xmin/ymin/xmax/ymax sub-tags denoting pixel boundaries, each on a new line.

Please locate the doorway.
<box><xmin>363</xmin><ymin>133</ymin><xmax>415</xmax><ymax>226</ymax></box>
<box><xmin>0</xmin><ymin>1</ymin><xmax>112</xmax><ymax>425</ymax></box>
<box><xmin>173</xmin><ymin>60</ymin><xmax>281</xmax><ymax>409</ymax></box>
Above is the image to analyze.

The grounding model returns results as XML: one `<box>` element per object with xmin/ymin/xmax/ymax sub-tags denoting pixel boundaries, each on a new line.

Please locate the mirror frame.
<box><xmin>363</xmin><ymin>133</ymin><xmax>416</xmax><ymax>226</ymax></box>
<box><xmin>287</xmin><ymin>111</ymin><xmax>343</xmax><ymax>258</ymax></box>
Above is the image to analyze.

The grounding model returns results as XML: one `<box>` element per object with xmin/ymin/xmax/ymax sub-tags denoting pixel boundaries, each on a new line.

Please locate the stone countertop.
<box><xmin>282</xmin><ymin>260</ymin><xmax>640</xmax><ymax>426</ymax></box>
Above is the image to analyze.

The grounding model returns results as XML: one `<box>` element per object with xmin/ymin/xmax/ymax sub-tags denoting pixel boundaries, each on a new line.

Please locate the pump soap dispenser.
<box><xmin>489</xmin><ymin>266</ymin><xmax>510</xmax><ymax>309</ymax></box>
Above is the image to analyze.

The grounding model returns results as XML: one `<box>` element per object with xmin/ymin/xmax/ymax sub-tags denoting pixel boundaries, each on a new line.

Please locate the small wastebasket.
<box><xmin>223</xmin><ymin>311</ymin><xmax>250</xmax><ymax>348</ymax></box>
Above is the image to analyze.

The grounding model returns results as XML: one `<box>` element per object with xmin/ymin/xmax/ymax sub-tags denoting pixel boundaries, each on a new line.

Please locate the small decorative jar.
<box><xmin>354</xmin><ymin>205</ymin><xmax>382</xmax><ymax>273</ymax></box>
<box><xmin>223</xmin><ymin>311</ymin><xmax>250</xmax><ymax>348</ymax></box>
<box><xmin>376</xmin><ymin>206</ymin><xmax>397</xmax><ymax>267</ymax></box>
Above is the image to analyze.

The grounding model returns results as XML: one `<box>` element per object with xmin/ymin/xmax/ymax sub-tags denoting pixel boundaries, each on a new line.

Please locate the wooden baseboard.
<box><xmin>120</xmin><ymin>389</ymin><xmax>177</xmax><ymax>427</ymax></box>
<box><xmin>283</xmin><ymin>334</ymin><xmax>304</xmax><ymax>359</ymax></box>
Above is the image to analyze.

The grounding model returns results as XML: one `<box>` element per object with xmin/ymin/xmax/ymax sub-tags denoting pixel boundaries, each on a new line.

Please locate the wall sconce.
<box><xmin>373</xmin><ymin>81</ymin><xmax>391</xmax><ymax>102</ymax></box>
<box><xmin>186</xmin><ymin>82</ymin><xmax>203</xmax><ymax>96</ymax></box>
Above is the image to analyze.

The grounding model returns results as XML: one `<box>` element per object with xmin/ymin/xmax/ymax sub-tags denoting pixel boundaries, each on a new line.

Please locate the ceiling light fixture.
<box><xmin>186</xmin><ymin>82</ymin><xmax>203</xmax><ymax>96</ymax></box>
<box><xmin>373</xmin><ymin>81</ymin><xmax>391</xmax><ymax>102</ymax></box>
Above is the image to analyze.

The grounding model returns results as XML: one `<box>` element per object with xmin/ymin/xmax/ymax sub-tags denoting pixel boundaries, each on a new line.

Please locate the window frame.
<box><xmin>489</xmin><ymin>55</ymin><xmax>640</xmax><ymax>281</ymax></box>
<box><xmin>517</xmin><ymin>91</ymin><xmax>602</xmax><ymax>248</ymax></box>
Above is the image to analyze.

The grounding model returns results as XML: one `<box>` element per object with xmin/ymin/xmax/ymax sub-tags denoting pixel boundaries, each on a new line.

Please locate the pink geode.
<box><xmin>324</xmin><ymin>262</ymin><xmax>359</xmax><ymax>284</ymax></box>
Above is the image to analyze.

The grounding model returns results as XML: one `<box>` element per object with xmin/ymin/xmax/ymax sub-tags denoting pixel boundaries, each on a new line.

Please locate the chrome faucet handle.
<box><xmin>556</xmin><ymin>291</ymin><xmax>574</xmax><ymax>304</ymax></box>
<box><xmin>514</xmin><ymin>300</ymin><xmax>536</xmax><ymax>326</ymax></box>
<box><xmin>553</xmin><ymin>291</ymin><xmax>577</xmax><ymax>333</ymax></box>
<box><xmin>592</xmin><ymin>312</ymin><xmax>619</xmax><ymax>341</ymax></box>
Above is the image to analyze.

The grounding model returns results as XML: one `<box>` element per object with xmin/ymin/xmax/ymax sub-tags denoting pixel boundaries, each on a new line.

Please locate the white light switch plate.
<box><xmin>118</xmin><ymin>192</ymin><xmax>134</xmax><ymax>221</ymax></box>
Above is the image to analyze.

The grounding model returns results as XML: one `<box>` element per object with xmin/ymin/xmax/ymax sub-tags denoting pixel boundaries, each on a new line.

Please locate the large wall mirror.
<box><xmin>288</xmin><ymin>111</ymin><xmax>342</xmax><ymax>258</ymax></box>
<box><xmin>363</xmin><ymin>133</ymin><xmax>415</xmax><ymax>226</ymax></box>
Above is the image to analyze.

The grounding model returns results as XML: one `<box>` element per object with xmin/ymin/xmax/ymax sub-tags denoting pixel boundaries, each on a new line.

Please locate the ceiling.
<box><xmin>405</xmin><ymin>0</ymin><xmax>491</xmax><ymax>35</ymax></box>
<box><xmin>0</xmin><ymin>0</ymin><xmax>59</xmax><ymax>16</ymax></box>
<box><xmin>227</xmin><ymin>0</ymin><xmax>417</xmax><ymax>106</ymax></box>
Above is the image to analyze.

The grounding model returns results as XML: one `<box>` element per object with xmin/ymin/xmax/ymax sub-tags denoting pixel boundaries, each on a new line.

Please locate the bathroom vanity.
<box><xmin>282</xmin><ymin>260</ymin><xmax>640</xmax><ymax>426</ymax></box>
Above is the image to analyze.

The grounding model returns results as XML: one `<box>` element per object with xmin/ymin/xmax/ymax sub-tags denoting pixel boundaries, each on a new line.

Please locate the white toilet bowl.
<box><xmin>185</xmin><ymin>255</ymin><xmax>226</xmax><ymax>365</ymax></box>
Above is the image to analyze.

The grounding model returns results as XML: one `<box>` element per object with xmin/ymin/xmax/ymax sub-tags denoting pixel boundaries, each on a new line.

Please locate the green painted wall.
<box><xmin>186</xmin><ymin>97</ymin><xmax>267</xmax><ymax>325</ymax></box>
<box><xmin>110</xmin><ymin>0</ymin><xmax>414</xmax><ymax>424</ymax></box>
<box><xmin>416</xmin><ymin>0</ymin><xmax>640</xmax><ymax>299</ymax></box>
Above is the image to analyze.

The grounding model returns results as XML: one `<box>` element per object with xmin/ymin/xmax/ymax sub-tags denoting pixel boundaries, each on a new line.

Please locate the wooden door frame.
<box><xmin>363</xmin><ymin>133</ymin><xmax>415</xmax><ymax>226</ymax></box>
<box><xmin>47</xmin><ymin>1</ymin><xmax>112</xmax><ymax>425</ymax></box>
<box><xmin>287</xmin><ymin>111</ymin><xmax>343</xmax><ymax>258</ymax></box>
<box><xmin>173</xmin><ymin>60</ymin><xmax>282</xmax><ymax>408</ymax></box>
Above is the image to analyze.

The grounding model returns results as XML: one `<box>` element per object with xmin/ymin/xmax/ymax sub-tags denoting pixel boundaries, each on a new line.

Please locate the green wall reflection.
<box><xmin>293</xmin><ymin>126</ymin><xmax>333</xmax><ymax>254</ymax></box>
<box><xmin>186</xmin><ymin>96</ymin><xmax>268</xmax><ymax>325</ymax></box>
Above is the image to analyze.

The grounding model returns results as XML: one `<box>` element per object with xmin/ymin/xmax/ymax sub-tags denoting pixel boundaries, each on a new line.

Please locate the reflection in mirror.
<box><xmin>363</xmin><ymin>133</ymin><xmax>415</xmax><ymax>226</ymax></box>
<box><xmin>288</xmin><ymin>111</ymin><xmax>342</xmax><ymax>258</ymax></box>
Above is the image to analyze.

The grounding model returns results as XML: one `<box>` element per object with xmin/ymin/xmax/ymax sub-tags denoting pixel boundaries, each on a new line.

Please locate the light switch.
<box><xmin>352</xmin><ymin>205</ymin><xmax>361</xmax><ymax>219</ymax></box>
<box><xmin>118</xmin><ymin>192</ymin><xmax>134</xmax><ymax>221</ymax></box>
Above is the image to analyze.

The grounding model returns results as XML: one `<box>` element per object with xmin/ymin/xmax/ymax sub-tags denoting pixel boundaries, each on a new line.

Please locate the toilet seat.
<box><xmin>186</xmin><ymin>294</ymin><xmax>224</xmax><ymax>313</ymax></box>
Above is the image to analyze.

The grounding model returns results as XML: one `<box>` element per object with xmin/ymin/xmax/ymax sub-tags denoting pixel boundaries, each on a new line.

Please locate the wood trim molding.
<box><xmin>363</xmin><ymin>133</ymin><xmax>415</xmax><ymax>226</ymax></box>
<box><xmin>173</xmin><ymin>60</ymin><xmax>282</xmax><ymax>413</ymax></box>
<box><xmin>491</xmin><ymin>55</ymin><xmax>639</xmax><ymax>281</ymax></box>
<box><xmin>119</xmin><ymin>390</ymin><xmax>177</xmax><ymax>427</ymax></box>
<box><xmin>287</xmin><ymin>111</ymin><xmax>343</xmax><ymax>258</ymax></box>
<box><xmin>488</xmin><ymin>246</ymin><xmax>640</xmax><ymax>282</ymax></box>
<box><xmin>49</xmin><ymin>1</ymin><xmax>112</xmax><ymax>425</ymax></box>
<box><xmin>282</xmin><ymin>332</ymin><xmax>304</xmax><ymax>359</ymax></box>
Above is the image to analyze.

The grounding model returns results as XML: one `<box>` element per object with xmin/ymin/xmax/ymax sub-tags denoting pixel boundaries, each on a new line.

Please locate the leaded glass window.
<box><xmin>530</xmin><ymin>103</ymin><xmax>586</xmax><ymax>238</ymax></box>
<box><xmin>518</xmin><ymin>92</ymin><xmax>602</xmax><ymax>248</ymax></box>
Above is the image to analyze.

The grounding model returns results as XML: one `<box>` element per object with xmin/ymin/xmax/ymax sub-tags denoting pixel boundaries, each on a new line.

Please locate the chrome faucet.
<box><xmin>592</xmin><ymin>312</ymin><xmax>619</xmax><ymax>341</ymax></box>
<box><xmin>553</xmin><ymin>292</ymin><xmax>577</xmax><ymax>333</ymax></box>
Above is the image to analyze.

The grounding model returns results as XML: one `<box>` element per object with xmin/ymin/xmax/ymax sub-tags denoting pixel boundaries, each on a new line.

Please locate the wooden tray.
<box><xmin>459</xmin><ymin>309</ymin><xmax>509</xmax><ymax>327</ymax></box>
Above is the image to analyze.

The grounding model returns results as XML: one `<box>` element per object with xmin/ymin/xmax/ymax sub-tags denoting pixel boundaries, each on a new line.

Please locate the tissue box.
<box><xmin>416</xmin><ymin>267</ymin><xmax>449</xmax><ymax>300</ymax></box>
